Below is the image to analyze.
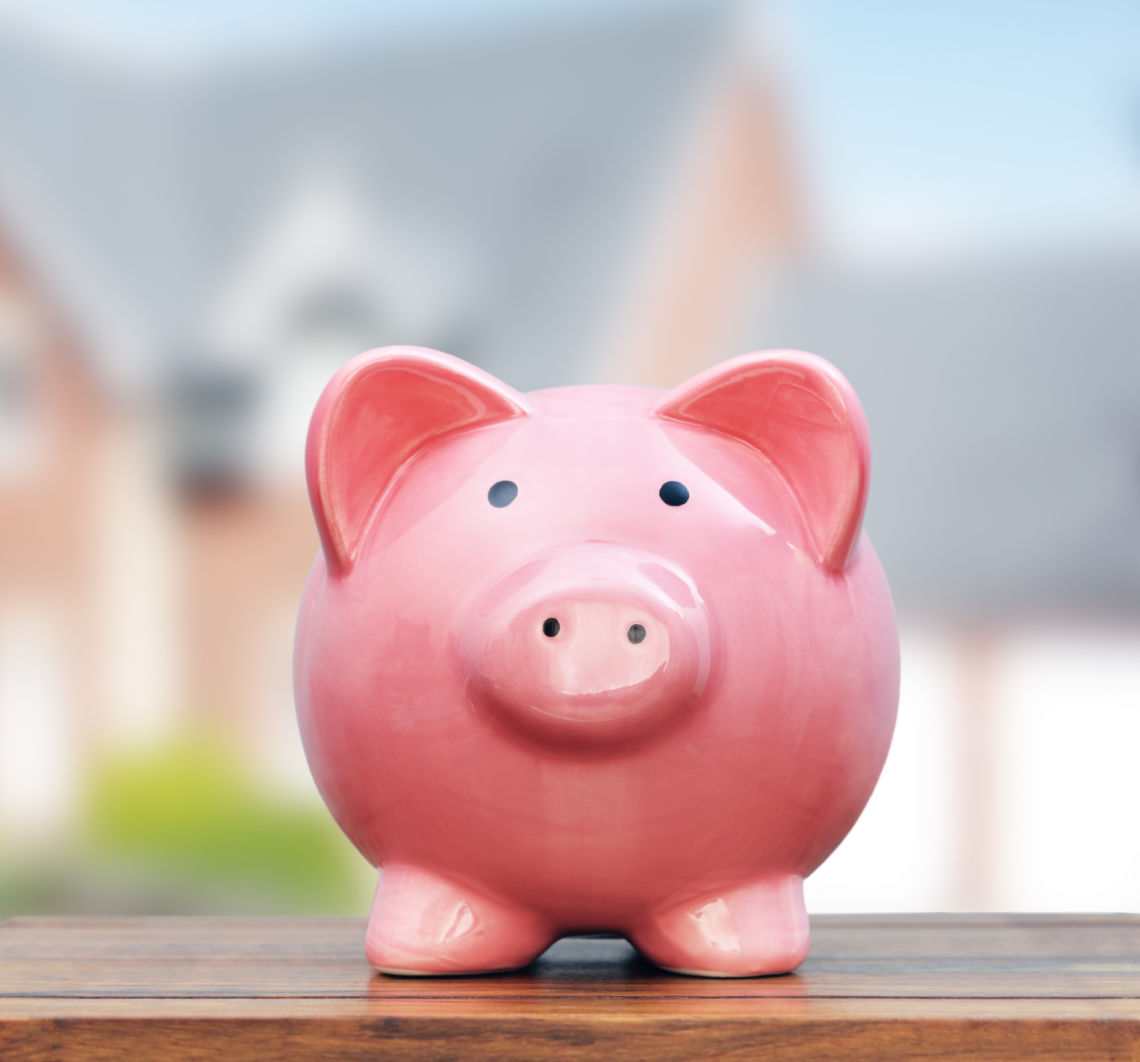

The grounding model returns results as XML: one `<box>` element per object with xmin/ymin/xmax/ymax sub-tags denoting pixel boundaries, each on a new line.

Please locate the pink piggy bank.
<box><xmin>294</xmin><ymin>347</ymin><xmax>898</xmax><ymax>977</ymax></box>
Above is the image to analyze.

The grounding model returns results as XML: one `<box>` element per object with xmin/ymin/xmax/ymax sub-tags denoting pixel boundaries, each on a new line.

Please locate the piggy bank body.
<box><xmin>295</xmin><ymin>347</ymin><xmax>898</xmax><ymax>977</ymax></box>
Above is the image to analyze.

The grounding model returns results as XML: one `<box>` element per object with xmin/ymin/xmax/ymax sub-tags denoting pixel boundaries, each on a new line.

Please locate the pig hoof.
<box><xmin>631</xmin><ymin>876</ymin><xmax>809</xmax><ymax>977</ymax></box>
<box><xmin>365</xmin><ymin>865</ymin><xmax>553</xmax><ymax>975</ymax></box>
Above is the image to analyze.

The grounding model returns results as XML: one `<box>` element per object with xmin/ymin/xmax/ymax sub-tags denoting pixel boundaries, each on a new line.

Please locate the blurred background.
<box><xmin>0</xmin><ymin>0</ymin><xmax>1137</xmax><ymax>918</ymax></box>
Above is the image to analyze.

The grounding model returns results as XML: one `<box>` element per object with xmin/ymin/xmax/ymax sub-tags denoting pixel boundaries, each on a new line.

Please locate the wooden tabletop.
<box><xmin>2</xmin><ymin>914</ymin><xmax>1139</xmax><ymax>1060</ymax></box>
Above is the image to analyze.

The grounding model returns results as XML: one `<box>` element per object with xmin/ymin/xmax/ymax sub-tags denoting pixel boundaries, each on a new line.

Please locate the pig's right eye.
<box><xmin>488</xmin><ymin>480</ymin><xmax>518</xmax><ymax>508</ymax></box>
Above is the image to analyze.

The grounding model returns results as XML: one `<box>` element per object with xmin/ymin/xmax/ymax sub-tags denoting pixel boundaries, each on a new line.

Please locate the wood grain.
<box><xmin>2</xmin><ymin>915</ymin><xmax>1139</xmax><ymax>1060</ymax></box>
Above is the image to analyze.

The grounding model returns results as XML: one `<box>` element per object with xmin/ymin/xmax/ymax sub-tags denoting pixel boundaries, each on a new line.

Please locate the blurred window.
<box><xmin>285</xmin><ymin>285</ymin><xmax>383</xmax><ymax>362</ymax></box>
<box><xmin>0</xmin><ymin>293</ymin><xmax>45</xmax><ymax>481</ymax></box>
<box><xmin>167</xmin><ymin>366</ymin><xmax>258</xmax><ymax>496</ymax></box>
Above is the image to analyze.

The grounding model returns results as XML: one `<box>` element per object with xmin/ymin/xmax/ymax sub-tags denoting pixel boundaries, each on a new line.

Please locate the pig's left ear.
<box><xmin>306</xmin><ymin>346</ymin><xmax>528</xmax><ymax>575</ymax></box>
<box><xmin>654</xmin><ymin>350</ymin><xmax>870</xmax><ymax>572</ymax></box>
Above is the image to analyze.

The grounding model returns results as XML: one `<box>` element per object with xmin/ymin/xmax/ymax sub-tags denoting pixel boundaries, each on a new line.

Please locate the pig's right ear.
<box><xmin>654</xmin><ymin>350</ymin><xmax>870</xmax><ymax>572</ymax></box>
<box><xmin>305</xmin><ymin>347</ymin><xmax>527</xmax><ymax>575</ymax></box>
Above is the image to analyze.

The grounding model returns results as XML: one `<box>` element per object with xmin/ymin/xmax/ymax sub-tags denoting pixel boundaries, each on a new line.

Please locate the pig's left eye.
<box><xmin>488</xmin><ymin>480</ymin><xmax>518</xmax><ymax>508</ymax></box>
<box><xmin>659</xmin><ymin>480</ymin><xmax>689</xmax><ymax>506</ymax></box>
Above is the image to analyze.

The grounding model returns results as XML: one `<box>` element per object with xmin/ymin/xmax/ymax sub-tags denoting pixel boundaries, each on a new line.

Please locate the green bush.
<box><xmin>80</xmin><ymin>731</ymin><xmax>372</xmax><ymax>914</ymax></box>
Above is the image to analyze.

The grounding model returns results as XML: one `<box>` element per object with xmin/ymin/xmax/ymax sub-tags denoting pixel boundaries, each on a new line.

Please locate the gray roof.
<box><xmin>745</xmin><ymin>248</ymin><xmax>1140</xmax><ymax>616</ymax></box>
<box><xmin>0</xmin><ymin>4</ymin><xmax>733</xmax><ymax>396</ymax></box>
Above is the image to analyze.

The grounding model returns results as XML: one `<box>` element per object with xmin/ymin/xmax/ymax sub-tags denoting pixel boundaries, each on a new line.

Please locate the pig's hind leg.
<box><xmin>630</xmin><ymin>874</ymin><xmax>809</xmax><ymax>977</ymax></box>
<box><xmin>365</xmin><ymin>864</ymin><xmax>554</xmax><ymax>976</ymax></box>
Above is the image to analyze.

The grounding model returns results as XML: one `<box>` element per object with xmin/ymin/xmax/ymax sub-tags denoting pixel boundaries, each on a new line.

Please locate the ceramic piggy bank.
<box><xmin>295</xmin><ymin>346</ymin><xmax>898</xmax><ymax>977</ymax></box>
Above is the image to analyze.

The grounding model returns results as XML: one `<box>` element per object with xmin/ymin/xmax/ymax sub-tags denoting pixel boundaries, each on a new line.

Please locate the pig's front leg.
<box><xmin>365</xmin><ymin>864</ymin><xmax>554</xmax><ymax>975</ymax></box>
<box><xmin>630</xmin><ymin>875</ymin><xmax>809</xmax><ymax>977</ymax></box>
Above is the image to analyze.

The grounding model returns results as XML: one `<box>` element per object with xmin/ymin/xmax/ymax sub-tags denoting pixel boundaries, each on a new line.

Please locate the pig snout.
<box><xmin>464</xmin><ymin>550</ymin><xmax>712</xmax><ymax>747</ymax></box>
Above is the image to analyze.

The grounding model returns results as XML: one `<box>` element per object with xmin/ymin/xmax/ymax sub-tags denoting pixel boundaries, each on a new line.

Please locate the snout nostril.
<box><xmin>542</xmin><ymin>617</ymin><xmax>561</xmax><ymax>638</ymax></box>
<box><xmin>627</xmin><ymin>623</ymin><xmax>647</xmax><ymax>644</ymax></box>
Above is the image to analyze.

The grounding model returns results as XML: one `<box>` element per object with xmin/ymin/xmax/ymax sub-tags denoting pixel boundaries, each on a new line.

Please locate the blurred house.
<box><xmin>749</xmin><ymin>249</ymin><xmax>1140</xmax><ymax>618</ymax></box>
<box><xmin>0</xmin><ymin>3</ymin><xmax>804</xmax><ymax>829</ymax></box>
<box><xmin>0</xmin><ymin>228</ymin><xmax>106</xmax><ymax>841</ymax></box>
<box><xmin>743</xmin><ymin>248</ymin><xmax>1140</xmax><ymax>911</ymax></box>
<box><xmin>4</xmin><ymin>0</ymin><xmax>1133</xmax><ymax>916</ymax></box>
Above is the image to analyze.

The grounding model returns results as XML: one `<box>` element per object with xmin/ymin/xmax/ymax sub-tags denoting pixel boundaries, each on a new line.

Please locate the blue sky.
<box><xmin>785</xmin><ymin>0</ymin><xmax>1140</xmax><ymax>254</ymax></box>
